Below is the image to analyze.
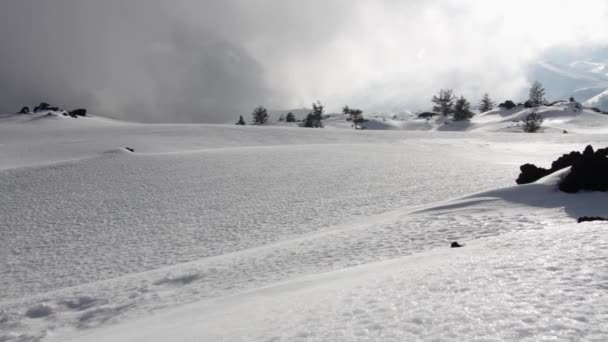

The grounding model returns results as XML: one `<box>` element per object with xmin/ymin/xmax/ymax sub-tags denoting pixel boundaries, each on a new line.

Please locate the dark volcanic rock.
<box><xmin>498</xmin><ymin>100</ymin><xmax>516</xmax><ymax>110</ymax></box>
<box><xmin>418</xmin><ymin>112</ymin><xmax>439</xmax><ymax>119</ymax></box>
<box><xmin>559</xmin><ymin>145</ymin><xmax>608</xmax><ymax>193</ymax></box>
<box><xmin>70</xmin><ymin>108</ymin><xmax>87</xmax><ymax>117</ymax></box>
<box><xmin>578</xmin><ymin>217</ymin><xmax>608</xmax><ymax>223</ymax></box>
<box><xmin>550</xmin><ymin>151</ymin><xmax>582</xmax><ymax>171</ymax></box>
<box><xmin>34</xmin><ymin>102</ymin><xmax>51</xmax><ymax>112</ymax></box>
<box><xmin>18</xmin><ymin>106</ymin><xmax>30</xmax><ymax>114</ymax></box>
<box><xmin>516</xmin><ymin>164</ymin><xmax>551</xmax><ymax>185</ymax></box>
<box><xmin>516</xmin><ymin>145</ymin><xmax>608</xmax><ymax>186</ymax></box>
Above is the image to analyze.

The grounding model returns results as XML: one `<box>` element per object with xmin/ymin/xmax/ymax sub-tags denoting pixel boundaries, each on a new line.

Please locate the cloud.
<box><xmin>1</xmin><ymin>0</ymin><xmax>607</xmax><ymax>122</ymax></box>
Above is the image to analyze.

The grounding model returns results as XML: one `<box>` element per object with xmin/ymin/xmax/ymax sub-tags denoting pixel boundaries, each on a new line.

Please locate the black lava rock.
<box><xmin>498</xmin><ymin>100</ymin><xmax>516</xmax><ymax>110</ymax></box>
<box><xmin>418</xmin><ymin>112</ymin><xmax>439</xmax><ymax>119</ymax></box>
<box><xmin>578</xmin><ymin>217</ymin><xmax>608</xmax><ymax>223</ymax></box>
<box><xmin>516</xmin><ymin>145</ymin><xmax>608</xmax><ymax>186</ymax></box>
<box><xmin>559</xmin><ymin>145</ymin><xmax>608</xmax><ymax>193</ymax></box>
<box><xmin>34</xmin><ymin>102</ymin><xmax>51</xmax><ymax>112</ymax></box>
<box><xmin>516</xmin><ymin>164</ymin><xmax>551</xmax><ymax>185</ymax></box>
<box><xmin>70</xmin><ymin>108</ymin><xmax>87</xmax><ymax>117</ymax></box>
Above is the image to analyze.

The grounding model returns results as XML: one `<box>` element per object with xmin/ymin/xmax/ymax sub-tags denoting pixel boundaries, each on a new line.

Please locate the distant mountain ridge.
<box><xmin>530</xmin><ymin>54</ymin><xmax>608</xmax><ymax>110</ymax></box>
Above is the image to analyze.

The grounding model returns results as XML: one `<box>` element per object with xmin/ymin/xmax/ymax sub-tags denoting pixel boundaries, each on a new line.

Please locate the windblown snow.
<box><xmin>1</xmin><ymin>108</ymin><xmax>607</xmax><ymax>341</ymax></box>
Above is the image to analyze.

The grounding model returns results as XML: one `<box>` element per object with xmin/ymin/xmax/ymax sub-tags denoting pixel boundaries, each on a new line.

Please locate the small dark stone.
<box><xmin>18</xmin><ymin>106</ymin><xmax>30</xmax><ymax>114</ymax></box>
<box><xmin>578</xmin><ymin>217</ymin><xmax>608</xmax><ymax>223</ymax></box>
<box><xmin>451</xmin><ymin>242</ymin><xmax>463</xmax><ymax>248</ymax></box>
<box><xmin>34</xmin><ymin>102</ymin><xmax>51</xmax><ymax>112</ymax></box>
<box><xmin>418</xmin><ymin>112</ymin><xmax>439</xmax><ymax>119</ymax></box>
<box><xmin>498</xmin><ymin>100</ymin><xmax>516</xmax><ymax>110</ymax></box>
<box><xmin>70</xmin><ymin>108</ymin><xmax>87</xmax><ymax>117</ymax></box>
<box><xmin>125</xmin><ymin>147</ymin><xmax>134</xmax><ymax>152</ymax></box>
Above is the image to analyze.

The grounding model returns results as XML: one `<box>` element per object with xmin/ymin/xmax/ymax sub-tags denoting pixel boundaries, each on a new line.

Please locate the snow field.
<box><xmin>50</xmin><ymin>222</ymin><xmax>608</xmax><ymax>342</ymax></box>
<box><xmin>1</xmin><ymin>111</ymin><xmax>608</xmax><ymax>341</ymax></box>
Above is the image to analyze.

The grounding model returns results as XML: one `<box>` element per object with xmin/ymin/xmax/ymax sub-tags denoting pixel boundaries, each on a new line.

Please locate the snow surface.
<box><xmin>1</xmin><ymin>110</ymin><xmax>607</xmax><ymax>341</ymax></box>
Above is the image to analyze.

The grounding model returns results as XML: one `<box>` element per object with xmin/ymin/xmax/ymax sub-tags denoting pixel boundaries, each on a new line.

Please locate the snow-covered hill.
<box><xmin>1</xmin><ymin>110</ymin><xmax>607</xmax><ymax>341</ymax></box>
<box><xmin>465</xmin><ymin>102</ymin><xmax>608</xmax><ymax>133</ymax></box>
<box><xmin>269</xmin><ymin>102</ymin><xmax>608</xmax><ymax>133</ymax></box>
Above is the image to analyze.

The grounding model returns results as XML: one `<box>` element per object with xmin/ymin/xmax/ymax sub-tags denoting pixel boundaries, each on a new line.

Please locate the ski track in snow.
<box><xmin>1</xmin><ymin>114</ymin><xmax>608</xmax><ymax>341</ymax></box>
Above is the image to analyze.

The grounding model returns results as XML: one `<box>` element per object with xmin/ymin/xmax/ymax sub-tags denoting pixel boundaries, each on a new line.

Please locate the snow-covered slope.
<box><xmin>529</xmin><ymin>59</ymin><xmax>608</xmax><ymax>108</ymax></box>
<box><xmin>309</xmin><ymin>102</ymin><xmax>608</xmax><ymax>133</ymax></box>
<box><xmin>247</xmin><ymin>101</ymin><xmax>608</xmax><ymax>133</ymax></box>
<box><xmin>47</xmin><ymin>172</ymin><xmax>608</xmax><ymax>342</ymax></box>
<box><xmin>467</xmin><ymin>102</ymin><xmax>608</xmax><ymax>133</ymax></box>
<box><xmin>1</xmin><ymin>111</ymin><xmax>607</xmax><ymax>341</ymax></box>
<box><xmin>584</xmin><ymin>88</ymin><xmax>608</xmax><ymax>111</ymax></box>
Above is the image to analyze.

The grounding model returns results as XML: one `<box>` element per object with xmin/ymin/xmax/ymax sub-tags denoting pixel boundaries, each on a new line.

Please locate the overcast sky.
<box><xmin>1</xmin><ymin>0</ymin><xmax>608</xmax><ymax>122</ymax></box>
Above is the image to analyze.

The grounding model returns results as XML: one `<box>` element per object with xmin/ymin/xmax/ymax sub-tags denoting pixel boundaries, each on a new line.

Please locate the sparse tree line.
<box><xmin>237</xmin><ymin>100</ymin><xmax>359</xmax><ymax>129</ymax></box>
<box><xmin>236</xmin><ymin>80</ymin><xmax>586</xmax><ymax>133</ymax></box>
<box><xmin>423</xmin><ymin>81</ymin><xmax>549</xmax><ymax>132</ymax></box>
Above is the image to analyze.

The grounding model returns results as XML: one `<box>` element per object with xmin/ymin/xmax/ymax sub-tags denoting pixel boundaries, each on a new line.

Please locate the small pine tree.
<box><xmin>251</xmin><ymin>105</ymin><xmax>269</xmax><ymax>125</ymax></box>
<box><xmin>479</xmin><ymin>93</ymin><xmax>495</xmax><ymax>112</ymax></box>
<box><xmin>523</xmin><ymin>111</ymin><xmax>543</xmax><ymax>133</ymax></box>
<box><xmin>304</xmin><ymin>101</ymin><xmax>324</xmax><ymax>128</ymax></box>
<box><xmin>236</xmin><ymin>115</ymin><xmax>246</xmax><ymax>125</ymax></box>
<box><xmin>285</xmin><ymin>112</ymin><xmax>296</xmax><ymax>122</ymax></box>
<box><xmin>528</xmin><ymin>81</ymin><xmax>546</xmax><ymax>107</ymax></box>
<box><xmin>432</xmin><ymin>89</ymin><xmax>456</xmax><ymax>116</ymax></box>
<box><xmin>278</xmin><ymin>114</ymin><xmax>284</xmax><ymax>122</ymax></box>
<box><xmin>453</xmin><ymin>96</ymin><xmax>474</xmax><ymax>120</ymax></box>
<box><xmin>343</xmin><ymin>105</ymin><xmax>365</xmax><ymax>129</ymax></box>
<box><xmin>343</xmin><ymin>106</ymin><xmax>351</xmax><ymax>120</ymax></box>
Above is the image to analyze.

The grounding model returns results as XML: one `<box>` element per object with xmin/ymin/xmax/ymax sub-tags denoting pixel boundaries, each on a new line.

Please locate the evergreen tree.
<box><xmin>236</xmin><ymin>115</ymin><xmax>246</xmax><ymax>125</ymax></box>
<box><xmin>528</xmin><ymin>81</ymin><xmax>546</xmax><ymax>107</ymax></box>
<box><xmin>251</xmin><ymin>105</ymin><xmax>269</xmax><ymax>125</ymax></box>
<box><xmin>523</xmin><ymin>111</ymin><xmax>543</xmax><ymax>133</ymax></box>
<box><xmin>343</xmin><ymin>106</ymin><xmax>351</xmax><ymax>119</ymax></box>
<box><xmin>453</xmin><ymin>96</ymin><xmax>474</xmax><ymax>120</ymax></box>
<box><xmin>278</xmin><ymin>114</ymin><xmax>284</xmax><ymax>122</ymax></box>
<box><xmin>432</xmin><ymin>89</ymin><xmax>456</xmax><ymax>116</ymax></box>
<box><xmin>343</xmin><ymin>105</ymin><xmax>365</xmax><ymax>129</ymax></box>
<box><xmin>479</xmin><ymin>93</ymin><xmax>495</xmax><ymax>112</ymax></box>
<box><xmin>285</xmin><ymin>112</ymin><xmax>296</xmax><ymax>122</ymax></box>
<box><xmin>304</xmin><ymin>101</ymin><xmax>324</xmax><ymax>128</ymax></box>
